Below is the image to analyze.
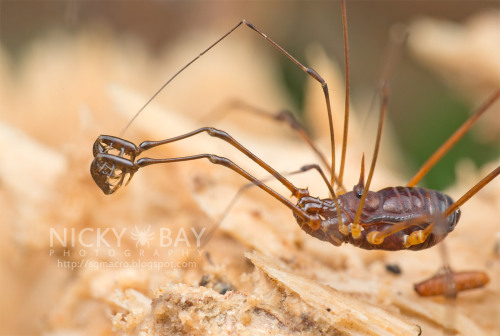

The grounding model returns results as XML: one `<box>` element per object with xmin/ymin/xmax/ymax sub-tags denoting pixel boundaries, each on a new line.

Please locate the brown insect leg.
<box><xmin>414</xmin><ymin>271</ymin><xmax>490</xmax><ymax>296</ymax></box>
<box><xmin>444</xmin><ymin>164</ymin><xmax>500</xmax><ymax>217</ymax></box>
<box><xmin>365</xmin><ymin>215</ymin><xmax>433</xmax><ymax>246</ymax></box>
<box><xmin>352</xmin><ymin>83</ymin><xmax>389</xmax><ymax>238</ymax></box>
<box><xmin>407</xmin><ymin>90</ymin><xmax>500</xmax><ymax>187</ymax></box>
<box><xmin>137</xmin><ymin>127</ymin><xmax>307</xmax><ymax>199</ymax></box>
<box><xmin>337</xmin><ymin>0</ymin><xmax>350</xmax><ymax>195</ymax></box>
<box><xmin>243</xmin><ymin>21</ymin><xmax>337</xmax><ymax>189</ymax></box>
<box><xmin>120</xmin><ymin>20</ymin><xmax>339</xmax><ymax>193</ymax></box>
<box><xmin>136</xmin><ymin>155</ymin><xmax>319</xmax><ymax>229</ymax></box>
<box><xmin>200</xmin><ymin>163</ymin><xmax>336</xmax><ymax>249</ymax></box>
<box><xmin>120</xmin><ymin>20</ymin><xmax>248</xmax><ymax>136</ymax></box>
<box><xmin>201</xmin><ymin>99</ymin><xmax>342</xmax><ymax>189</ymax></box>
<box><xmin>403</xmin><ymin>222</ymin><xmax>435</xmax><ymax>248</ymax></box>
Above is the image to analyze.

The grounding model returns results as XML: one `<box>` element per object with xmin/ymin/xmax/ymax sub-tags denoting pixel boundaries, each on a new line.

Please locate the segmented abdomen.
<box><xmin>349</xmin><ymin>187</ymin><xmax>460</xmax><ymax>250</ymax></box>
<box><xmin>374</xmin><ymin>187</ymin><xmax>455</xmax><ymax>221</ymax></box>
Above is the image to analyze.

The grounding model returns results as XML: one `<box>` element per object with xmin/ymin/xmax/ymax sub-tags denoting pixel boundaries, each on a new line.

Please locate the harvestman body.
<box><xmin>91</xmin><ymin>0</ymin><xmax>499</xmax><ymax>296</ymax></box>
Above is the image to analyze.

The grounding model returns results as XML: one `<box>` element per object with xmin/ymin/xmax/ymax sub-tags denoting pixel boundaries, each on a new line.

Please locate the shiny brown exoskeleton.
<box><xmin>91</xmin><ymin>0</ymin><xmax>500</xmax><ymax>297</ymax></box>
<box><xmin>296</xmin><ymin>186</ymin><xmax>459</xmax><ymax>251</ymax></box>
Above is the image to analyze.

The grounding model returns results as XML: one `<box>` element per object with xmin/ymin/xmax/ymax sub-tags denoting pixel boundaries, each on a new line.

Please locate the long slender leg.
<box><xmin>366</xmin><ymin>165</ymin><xmax>500</xmax><ymax>248</ymax></box>
<box><xmin>92</xmin><ymin>128</ymin><xmax>343</xmax><ymax>233</ymax></box>
<box><xmin>135</xmin><ymin>127</ymin><xmax>308</xmax><ymax>199</ymax></box>
<box><xmin>407</xmin><ymin>90</ymin><xmax>500</xmax><ymax>187</ymax></box>
<box><xmin>201</xmin><ymin>99</ymin><xmax>336</xmax><ymax>185</ymax></box>
<box><xmin>119</xmin><ymin>20</ymin><xmax>338</xmax><ymax>190</ymax></box>
<box><xmin>92</xmin><ymin>129</ymin><xmax>310</xmax><ymax>198</ymax></box>
<box><xmin>411</xmin><ymin>164</ymin><xmax>500</xmax><ymax>297</ymax></box>
<box><xmin>137</xmin><ymin>155</ymin><xmax>317</xmax><ymax>224</ymax></box>
<box><xmin>351</xmin><ymin>83</ymin><xmax>389</xmax><ymax>238</ymax></box>
<box><xmin>94</xmin><ymin>150</ymin><xmax>320</xmax><ymax>231</ymax></box>
<box><xmin>200</xmin><ymin>163</ymin><xmax>335</xmax><ymax>249</ymax></box>
<box><xmin>443</xmin><ymin>164</ymin><xmax>500</xmax><ymax>217</ymax></box>
<box><xmin>337</xmin><ymin>0</ymin><xmax>350</xmax><ymax>194</ymax></box>
<box><xmin>348</xmin><ymin>23</ymin><xmax>410</xmax><ymax>236</ymax></box>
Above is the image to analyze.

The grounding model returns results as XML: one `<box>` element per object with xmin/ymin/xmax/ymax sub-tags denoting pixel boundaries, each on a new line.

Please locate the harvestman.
<box><xmin>90</xmin><ymin>0</ymin><xmax>499</xmax><ymax>296</ymax></box>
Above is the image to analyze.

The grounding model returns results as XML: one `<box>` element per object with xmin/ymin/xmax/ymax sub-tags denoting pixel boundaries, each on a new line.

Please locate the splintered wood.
<box><xmin>1</xmin><ymin>10</ymin><xmax>499</xmax><ymax>336</ymax></box>
<box><xmin>139</xmin><ymin>252</ymin><xmax>420</xmax><ymax>336</ymax></box>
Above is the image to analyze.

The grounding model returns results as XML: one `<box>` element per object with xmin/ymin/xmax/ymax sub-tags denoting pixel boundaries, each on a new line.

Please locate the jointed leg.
<box><xmin>407</xmin><ymin>90</ymin><xmax>500</xmax><ymax>187</ymax></box>
<box><xmin>403</xmin><ymin>222</ymin><xmax>435</xmax><ymax>248</ymax></box>
<box><xmin>366</xmin><ymin>215</ymin><xmax>434</xmax><ymax>247</ymax></box>
<box><xmin>93</xmin><ymin>128</ymin><xmax>308</xmax><ymax>199</ymax></box>
<box><xmin>119</xmin><ymin>20</ymin><xmax>338</xmax><ymax>190</ymax></box>
<box><xmin>351</xmin><ymin>83</ymin><xmax>389</xmax><ymax>239</ymax></box>
<box><xmin>200</xmin><ymin>163</ymin><xmax>336</xmax><ymax>249</ymax></box>
<box><xmin>202</xmin><ymin>99</ymin><xmax>341</xmax><ymax>187</ymax></box>
<box><xmin>367</xmin><ymin>165</ymin><xmax>500</xmax><ymax>248</ymax></box>
<box><xmin>94</xmin><ymin>149</ymin><xmax>320</xmax><ymax>231</ymax></box>
<box><xmin>443</xmin><ymin>164</ymin><xmax>500</xmax><ymax>217</ymax></box>
<box><xmin>135</xmin><ymin>127</ymin><xmax>308</xmax><ymax>199</ymax></box>
<box><xmin>241</xmin><ymin>21</ymin><xmax>337</xmax><ymax>188</ymax></box>
<box><xmin>137</xmin><ymin>154</ymin><xmax>311</xmax><ymax>218</ymax></box>
<box><xmin>92</xmin><ymin>130</ymin><xmax>329</xmax><ymax>229</ymax></box>
<box><xmin>92</xmin><ymin>128</ymin><xmax>305</xmax><ymax>199</ymax></box>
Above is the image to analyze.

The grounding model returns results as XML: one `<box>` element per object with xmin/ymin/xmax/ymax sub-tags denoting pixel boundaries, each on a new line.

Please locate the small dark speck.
<box><xmin>326</xmin><ymin>308</ymin><xmax>331</xmax><ymax>312</ymax></box>
<box><xmin>213</xmin><ymin>281</ymin><xmax>234</xmax><ymax>295</ymax></box>
<box><xmin>217</xmin><ymin>284</ymin><xmax>233</xmax><ymax>295</ymax></box>
<box><xmin>205</xmin><ymin>252</ymin><xmax>214</xmax><ymax>265</ymax></box>
<box><xmin>386</xmin><ymin>263</ymin><xmax>402</xmax><ymax>275</ymax></box>
<box><xmin>199</xmin><ymin>275</ymin><xmax>210</xmax><ymax>287</ymax></box>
